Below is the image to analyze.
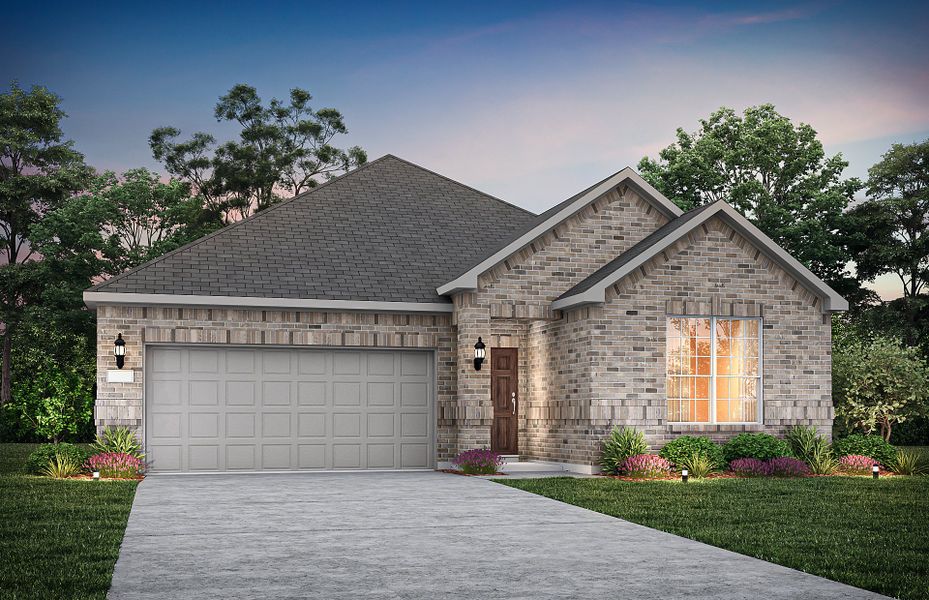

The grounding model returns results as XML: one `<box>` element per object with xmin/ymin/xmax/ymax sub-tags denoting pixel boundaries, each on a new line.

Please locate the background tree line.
<box><xmin>1</xmin><ymin>82</ymin><xmax>926</xmax><ymax>444</ymax></box>
<box><xmin>0</xmin><ymin>81</ymin><xmax>365</xmax><ymax>441</ymax></box>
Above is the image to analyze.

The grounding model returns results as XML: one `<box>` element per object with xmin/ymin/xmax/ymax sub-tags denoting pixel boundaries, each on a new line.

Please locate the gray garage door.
<box><xmin>145</xmin><ymin>346</ymin><xmax>434</xmax><ymax>472</ymax></box>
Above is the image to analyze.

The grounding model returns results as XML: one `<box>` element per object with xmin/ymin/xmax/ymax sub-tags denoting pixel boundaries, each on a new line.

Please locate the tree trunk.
<box><xmin>881</xmin><ymin>418</ymin><xmax>892</xmax><ymax>442</ymax></box>
<box><xmin>1</xmin><ymin>332</ymin><xmax>10</xmax><ymax>406</ymax></box>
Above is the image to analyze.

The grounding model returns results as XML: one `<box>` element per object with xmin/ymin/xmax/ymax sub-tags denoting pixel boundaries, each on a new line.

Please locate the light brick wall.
<box><xmin>560</xmin><ymin>216</ymin><xmax>833</xmax><ymax>456</ymax></box>
<box><xmin>454</xmin><ymin>186</ymin><xmax>669</xmax><ymax>458</ymax></box>
<box><xmin>95</xmin><ymin>306</ymin><xmax>459</xmax><ymax>461</ymax></box>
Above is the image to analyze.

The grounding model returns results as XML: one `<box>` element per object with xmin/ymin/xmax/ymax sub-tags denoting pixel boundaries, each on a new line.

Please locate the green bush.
<box><xmin>659</xmin><ymin>436</ymin><xmax>724</xmax><ymax>469</ymax></box>
<box><xmin>785</xmin><ymin>425</ymin><xmax>828</xmax><ymax>463</ymax></box>
<box><xmin>832</xmin><ymin>434</ymin><xmax>896</xmax><ymax>465</ymax></box>
<box><xmin>887</xmin><ymin>449</ymin><xmax>925</xmax><ymax>475</ymax></box>
<box><xmin>600</xmin><ymin>427</ymin><xmax>648</xmax><ymax>474</ymax></box>
<box><xmin>41</xmin><ymin>452</ymin><xmax>82</xmax><ymax>478</ymax></box>
<box><xmin>722</xmin><ymin>433</ymin><xmax>792</xmax><ymax>463</ymax></box>
<box><xmin>679</xmin><ymin>452</ymin><xmax>715</xmax><ymax>478</ymax></box>
<box><xmin>807</xmin><ymin>444</ymin><xmax>839</xmax><ymax>475</ymax></box>
<box><xmin>25</xmin><ymin>443</ymin><xmax>89</xmax><ymax>475</ymax></box>
<box><xmin>91</xmin><ymin>426</ymin><xmax>145</xmax><ymax>459</ymax></box>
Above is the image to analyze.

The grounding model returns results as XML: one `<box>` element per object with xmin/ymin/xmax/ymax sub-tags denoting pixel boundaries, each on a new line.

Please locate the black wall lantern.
<box><xmin>114</xmin><ymin>333</ymin><xmax>126</xmax><ymax>369</ymax></box>
<box><xmin>473</xmin><ymin>337</ymin><xmax>486</xmax><ymax>371</ymax></box>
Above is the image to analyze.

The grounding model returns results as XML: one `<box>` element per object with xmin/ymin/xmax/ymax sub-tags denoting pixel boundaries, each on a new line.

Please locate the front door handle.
<box><xmin>511</xmin><ymin>392</ymin><xmax>516</xmax><ymax>413</ymax></box>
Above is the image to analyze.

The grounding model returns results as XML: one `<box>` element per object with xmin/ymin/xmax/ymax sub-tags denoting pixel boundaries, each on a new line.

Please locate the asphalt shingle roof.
<box><xmin>556</xmin><ymin>201</ymin><xmax>719</xmax><ymax>300</ymax></box>
<box><xmin>91</xmin><ymin>155</ymin><xmax>537</xmax><ymax>304</ymax></box>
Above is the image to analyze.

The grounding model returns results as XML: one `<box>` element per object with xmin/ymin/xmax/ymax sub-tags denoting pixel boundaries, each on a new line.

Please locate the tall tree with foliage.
<box><xmin>638</xmin><ymin>104</ymin><xmax>865</xmax><ymax>303</ymax></box>
<box><xmin>845</xmin><ymin>139</ymin><xmax>929</xmax><ymax>298</ymax></box>
<box><xmin>0</xmin><ymin>82</ymin><xmax>91</xmax><ymax>405</ymax></box>
<box><xmin>37</xmin><ymin>168</ymin><xmax>218</xmax><ymax>277</ymax></box>
<box><xmin>150</xmin><ymin>84</ymin><xmax>366</xmax><ymax>222</ymax></box>
<box><xmin>833</xmin><ymin>333</ymin><xmax>929</xmax><ymax>441</ymax></box>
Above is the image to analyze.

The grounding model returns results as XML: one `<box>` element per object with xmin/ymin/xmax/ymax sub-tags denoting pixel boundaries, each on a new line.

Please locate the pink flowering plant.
<box><xmin>839</xmin><ymin>454</ymin><xmax>877</xmax><ymax>474</ymax></box>
<box><xmin>84</xmin><ymin>452</ymin><xmax>146</xmax><ymax>478</ymax></box>
<box><xmin>620</xmin><ymin>454</ymin><xmax>671</xmax><ymax>478</ymax></box>
<box><xmin>452</xmin><ymin>449</ymin><xmax>503</xmax><ymax>475</ymax></box>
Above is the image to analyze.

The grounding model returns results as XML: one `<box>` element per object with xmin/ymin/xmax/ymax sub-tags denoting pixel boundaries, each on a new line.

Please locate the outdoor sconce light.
<box><xmin>114</xmin><ymin>333</ymin><xmax>126</xmax><ymax>369</ymax></box>
<box><xmin>872</xmin><ymin>464</ymin><xmax>880</xmax><ymax>479</ymax></box>
<box><xmin>681</xmin><ymin>469</ymin><xmax>689</xmax><ymax>483</ymax></box>
<box><xmin>473</xmin><ymin>337</ymin><xmax>486</xmax><ymax>371</ymax></box>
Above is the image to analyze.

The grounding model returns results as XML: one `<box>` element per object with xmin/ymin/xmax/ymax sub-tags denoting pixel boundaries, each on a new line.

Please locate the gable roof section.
<box><xmin>551</xmin><ymin>201</ymin><xmax>849</xmax><ymax>314</ymax></box>
<box><xmin>436</xmin><ymin>167</ymin><xmax>684</xmax><ymax>295</ymax></box>
<box><xmin>85</xmin><ymin>155</ymin><xmax>537</xmax><ymax>310</ymax></box>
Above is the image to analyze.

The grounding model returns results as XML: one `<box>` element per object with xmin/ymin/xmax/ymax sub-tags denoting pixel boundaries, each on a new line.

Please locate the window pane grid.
<box><xmin>666</xmin><ymin>316</ymin><xmax>761</xmax><ymax>424</ymax></box>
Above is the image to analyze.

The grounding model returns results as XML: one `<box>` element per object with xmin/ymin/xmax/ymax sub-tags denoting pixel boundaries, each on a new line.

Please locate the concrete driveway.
<box><xmin>109</xmin><ymin>472</ymin><xmax>884</xmax><ymax>599</ymax></box>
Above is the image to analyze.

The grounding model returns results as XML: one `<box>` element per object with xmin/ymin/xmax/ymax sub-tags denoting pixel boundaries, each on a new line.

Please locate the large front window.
<box><xmin>667</xmin><ymin>317</ymin><xmax>761</xmax><ymax>423</ymax></box>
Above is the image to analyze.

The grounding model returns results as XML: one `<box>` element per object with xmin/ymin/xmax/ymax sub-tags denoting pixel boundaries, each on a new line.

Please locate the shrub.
<box><xmin>887</xmin><ymin>449</ymin><xmax>925</xmax><ymax>475</ymax></box>
<box><xmin>722</xmin><ymin>433</ymin><xmax>792</xmax><ymax>463</ymax></box>
<box><xmin>600</xmin><ymin>427</ymin><xmax>648</xmax><ymax>474</ymax></box>
<box><xmin>839</xmin><ymin>454</ymin><xmax>876</xmax><ymax>474</ymax></box>
<box><xmin>785</xmin><ymin>425</ymin><xmax>827</xmax><ymax>463</ymax></box>
<box><xmin>84</xmin><ymin>452</ymin><xmax>146</xmax><ymax>478</ymax></box>
<box><xmin>679</xmin><ymin>452</ymin><xmax>715</xmax><ymax>478</ymax></box>
<box><xmin>91</xmin><ymin>426</ymin><xmax>145</xmax><ymax>459</ymax></box>
<box><xmin>767</xmin><ymin>457</ymin><xmax>811</xmax><ymax>477</ymax></box>
<box><xmin>452</xmin><ymin>449</ymin><xmax>502</xmax><ymax>475</ymax></box>
<box><xmin>42</xmin><ymin>452</ymin><xmax>82</xmax><ymax>478</ymax></box>
<box><xmin>25</xmin><ymin>443</ymin><xmax>89</xmax><ymax>475</ymax></box>
<box><xmin>832</xmin><ymin>434</ymin><xmax>895</xmax><ymax>465</ymax></box>
<box><xmin>729</xmin><ymin>457</ymin><xmax>770</xmax><ymax>477</ymax></box>
<box><xmin>659</xmin><ymin>436</ymin><xmax>724</xmax><ymax>469</ymax></box>
<box><xmin>808</xmin><ymin>444</ymin><xmax>839</xmax><ymax>475</ymax></box>
<box><xmin>620</xmin><ymin>454</ymin><xmax>670</xmax><ymax>478</ymax></box>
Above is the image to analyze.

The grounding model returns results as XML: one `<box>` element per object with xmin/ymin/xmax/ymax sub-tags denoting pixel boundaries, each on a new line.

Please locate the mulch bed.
<box><xmin>598</xmin><ymin>468</ymin><xmax>895</xmax><ymax>481</ymax></box>
<box><xmin>62</xmin><ymin>473</ymin><xmax>145</xmax><ymax>481</ymax></box>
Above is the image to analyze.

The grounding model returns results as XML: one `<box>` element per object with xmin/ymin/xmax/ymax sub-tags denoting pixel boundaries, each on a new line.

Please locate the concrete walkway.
<box><xmin>109</xmin><ymin>472</ymin><xmax>884</xmax><ymax>599</ymax></box>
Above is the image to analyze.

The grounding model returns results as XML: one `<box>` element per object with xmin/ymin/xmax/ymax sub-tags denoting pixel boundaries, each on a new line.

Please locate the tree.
<box><xmin>638</xmin><ymin>104</ymin><xmax>864</xmax><ymax>301</ymax></box>
<box><xmin>37</xmin><ymin>168</ymin><xmax>219</xmax><ymax>277</ymax></box>
<box><xmin>845</xmin><ymin>139</ymin><xmax>929</xmax><ymax>298</ymax></box>
<box><xmin>0</xmin><ymin>82</ymin><xmax>91</xmax><ymax>405</ymax></box>
<box><xmin>150</xmin><ymin>84</ymin><xmax>366</xmax><ymax>222</ymax></box>
<box><xmin>833</xmin><ymin>334</ymin><xmax>929</xmax><ymax>441</ymax></box>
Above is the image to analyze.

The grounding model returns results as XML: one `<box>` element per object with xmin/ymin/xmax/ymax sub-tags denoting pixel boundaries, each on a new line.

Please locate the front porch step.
<box><xmin>498</xmin><ymin>460</ymin><xmax>567</xmax><ymax>473</ymax></box>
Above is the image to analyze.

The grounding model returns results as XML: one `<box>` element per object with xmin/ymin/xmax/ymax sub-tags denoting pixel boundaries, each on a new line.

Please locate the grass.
<box><xmin>498</xmin><ymin>474</ymin><xmax>929</xmax><ymax>600</ymax></box>
<box><xmin>0</xmin><ymin>443</ymin><xmax>139</xmax><ymax>600</ymax></box>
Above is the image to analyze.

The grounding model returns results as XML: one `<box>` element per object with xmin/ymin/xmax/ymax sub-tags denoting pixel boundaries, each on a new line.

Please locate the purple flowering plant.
<box><xmin>452</xmin><ymin>449</ymin><xmax>503</xmax><ymax>475</ymax></box>
<box><xmin>767</xmin><ymin>457</ymin><xmax>811</xmax><ymax>477</ymax></box>
<box><xmin>729</xmin><ymin>457</ymin><xmax>771</xmax><ymax>476</ymax></box>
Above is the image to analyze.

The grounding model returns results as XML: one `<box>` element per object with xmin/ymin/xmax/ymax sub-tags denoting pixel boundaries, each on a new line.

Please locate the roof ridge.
<box><xmin>90</xmin><ymin>155</ymin><xmax>399</xmax><ymax>292</ymax></box>
<box><xmin>380</xmin><ymin>154</ymin><xmax>536</xmax><ymax>218</ymax></box>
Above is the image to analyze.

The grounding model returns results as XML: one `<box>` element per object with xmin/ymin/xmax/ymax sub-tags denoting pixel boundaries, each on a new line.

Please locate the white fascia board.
<box><xmin>552</xmin><ymin>202</ymin><xmax>848</xmax><ymax>314</ymax></box>
<box><xmin>83</xmin><ymin>291</ymin><xmax>455</xmax><ymax>313</ymax></box>
<box><xmin>436</xmin><ymin>167</ymin><xmax>683</xmax><ymax>296</ymax></box>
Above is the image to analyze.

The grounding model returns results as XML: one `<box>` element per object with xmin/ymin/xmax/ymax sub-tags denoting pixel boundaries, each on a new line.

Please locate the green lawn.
<box><xmin>0</xmin><ymin>443</ymin><xmax>138</xmax><ymax>600</ymax></box>
<box><xmin>498</xmin><ymin>474</ymin><xmax>929</xmax><ymax>600</ymax></box>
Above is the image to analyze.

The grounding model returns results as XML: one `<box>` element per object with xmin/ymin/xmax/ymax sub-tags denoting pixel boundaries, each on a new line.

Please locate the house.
<box><xmin>84</xmin><ymin>155</ymin><xmax>846</xmax><ymax>473</ymax></box>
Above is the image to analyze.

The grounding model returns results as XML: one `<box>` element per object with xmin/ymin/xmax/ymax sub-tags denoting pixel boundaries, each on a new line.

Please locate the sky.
<box><xmin>3</xmin><ymin>0</ymin><xmax>928</xmax><ymax>299</ymax></box>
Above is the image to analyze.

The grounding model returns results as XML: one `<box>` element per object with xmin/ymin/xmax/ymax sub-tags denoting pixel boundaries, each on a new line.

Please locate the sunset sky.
<box><xmin>4</xmin><ymin>0</ymin><xmax>928</xmax><ymax>298</ymax></box>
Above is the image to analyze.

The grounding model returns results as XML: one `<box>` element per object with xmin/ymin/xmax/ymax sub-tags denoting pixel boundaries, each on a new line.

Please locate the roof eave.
<box><xmin>551</xmin><ymin>202</ymin><xmax>849</xmax><ymax>315</ymax></box>
<box><xmin>436</xmin><ymin>167</ymin><xmax>683</xmax><ymax>296</ymax></box>
<box><xmin>83</xmin><ymin>291</ymin><xmax>455</xmax><ymax>314</ymax></box>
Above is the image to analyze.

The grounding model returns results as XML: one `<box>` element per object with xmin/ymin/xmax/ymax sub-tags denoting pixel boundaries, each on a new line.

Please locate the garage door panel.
<box><xmin>297</xmin><ymin>412</ymin><xmax>326</xmax><ymax>437</ymax></box>
<box><xmin>189</xmin><ymin>380</ymin><xmax>219</xmax><ymax>406</ymax></box>
<box><xmin>226</xmin><ymin>413</ymin><xmax>256</xmax><ymax>438</ymax></box>
<box><xmin>333</xmin><ymin>382</ymin><xmax>361</xmax><ymax>406</ymax></box>
<box><xmin>261</xmin><ymin>381</ymin><xmax>292</xmax><ymax>406</ymax></box>
<box><xmin>189</xmin><ymin>349</ymin><xmax>219</xmax><ymax>373</ymax></box>
<box><xmin>226</xmin><ymin>382</ymin><xmax>256</xmax><ymax>406</ymax></box>
<box><xmin>297</xmin><ymin>381</ymin><xmax>327</xmax><ymax>406</ymax></box>
<box><xmin>146</xmin><ymin>347</ymin><xmax>433</xmax><ymax>472</ymax></box>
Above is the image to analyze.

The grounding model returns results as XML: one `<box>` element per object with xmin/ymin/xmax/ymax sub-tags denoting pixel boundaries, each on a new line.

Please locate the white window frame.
<box><xmin>666</xmin><ymin>315</ymin><xmax>763</xmax><ymax>425</ymax></box>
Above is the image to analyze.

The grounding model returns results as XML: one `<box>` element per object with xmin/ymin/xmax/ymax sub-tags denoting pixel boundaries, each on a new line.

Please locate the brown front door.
<box><xmin>490</xmin><ymin>347</ymin><xmax>518</xmax><ymax>455</ymax></box>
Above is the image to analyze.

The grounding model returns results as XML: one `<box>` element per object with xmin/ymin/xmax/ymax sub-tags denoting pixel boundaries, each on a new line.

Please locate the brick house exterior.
<box><xmin>86</xmin><ymin>155</ymin><xmax>846</xmax><ymax>473</ymax></box>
